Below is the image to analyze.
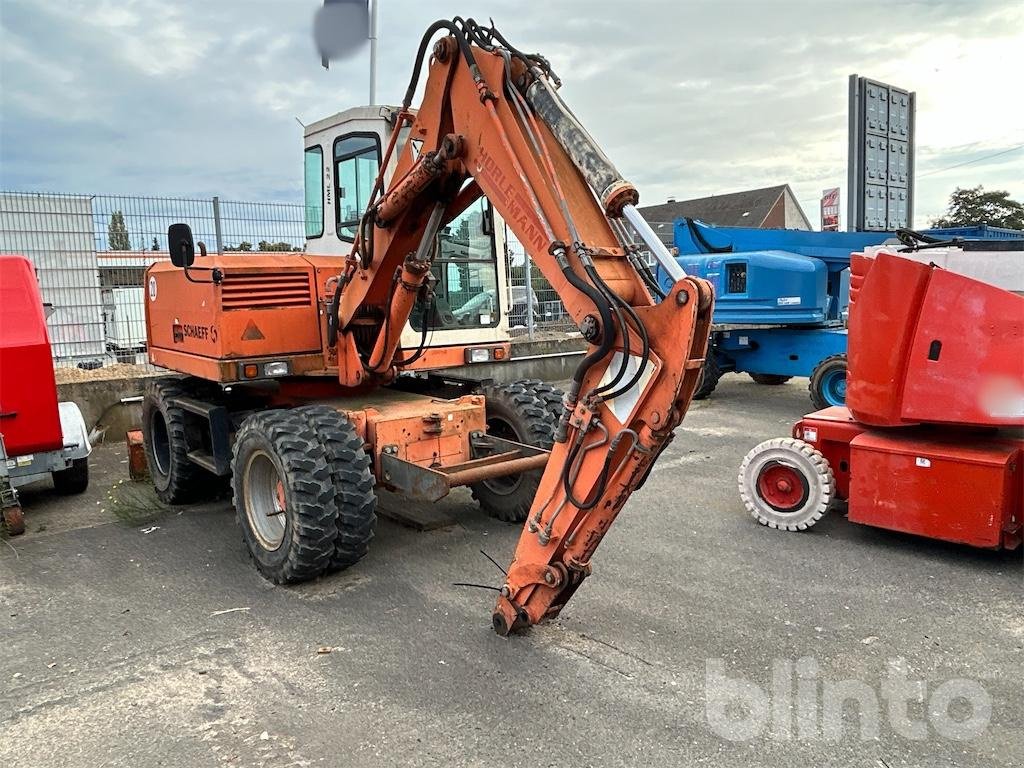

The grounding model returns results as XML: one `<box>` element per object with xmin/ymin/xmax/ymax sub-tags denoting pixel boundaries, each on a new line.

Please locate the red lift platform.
<box><xmin>739</xmin><ymin>248</ymin><xmax>1023</xmax><ymax>550</ymax></box>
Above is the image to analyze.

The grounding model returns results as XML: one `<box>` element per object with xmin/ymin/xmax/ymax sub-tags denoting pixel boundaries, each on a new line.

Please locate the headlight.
<box><xmin>263</xmin><ymin>361</ymin><xmax>290</xmax><ymax>377</ymax></box>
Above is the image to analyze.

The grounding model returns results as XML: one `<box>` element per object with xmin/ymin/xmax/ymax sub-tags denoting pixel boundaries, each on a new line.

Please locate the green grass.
<box><xmin>105</xmin><ymin>479</ymin><xmax>172</xmax><ymax>526</ymax></box>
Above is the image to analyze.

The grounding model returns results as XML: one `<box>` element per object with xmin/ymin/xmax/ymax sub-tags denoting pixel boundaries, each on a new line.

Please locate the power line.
<box><xmin>918</xmin><ymin>144</ymin><xmax>1024</xmax><ymax>178</ymax></box>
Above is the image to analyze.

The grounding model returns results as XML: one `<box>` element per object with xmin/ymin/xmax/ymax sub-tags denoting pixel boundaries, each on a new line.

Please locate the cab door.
<box><xmin>302</xmin><ymin>106</ymin><xmax>513</xmax><ymax>349</ymax></box>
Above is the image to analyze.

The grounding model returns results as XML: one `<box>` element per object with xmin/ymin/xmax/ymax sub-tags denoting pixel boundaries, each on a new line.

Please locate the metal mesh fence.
<box><xmin>1</xmin><ymin>190</ymin><xmax>664</xmax><ymax>370</ymax></box>
<box><xmin>502</xmin><ymin>227</ymin><xmax>575</xmax><ymax>339</ymax></box>
<box><xmin>0</xmin><ymin>191</ymin><xmax>306</xmax><ymax>368</ymax></box>
<box><xmin>501</xmin><ymin>219</ymin><xmax>676</xmax><ymax>339</ymax></box>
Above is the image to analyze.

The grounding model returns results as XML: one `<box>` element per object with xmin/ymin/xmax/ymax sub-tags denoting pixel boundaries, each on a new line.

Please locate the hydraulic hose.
<box><xmin>553</xmin><ymin>246</ymin><xmax>615</xmax><ymax>442</ymax></box>
<box><xmin>686</xmin><ymin>217</ymin><xmax>732</xmax><ymax>254</ymax></box>
<box><xmin>402</xmin><ymin>20</ymin><xmax>488</xmax><ymax>109</ymax></box>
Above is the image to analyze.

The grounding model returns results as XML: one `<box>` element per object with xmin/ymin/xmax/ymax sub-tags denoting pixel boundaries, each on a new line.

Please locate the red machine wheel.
<box><xmin>756</xmin><ymin>462</ymin><xmax>808</xmax><ymax>511</ymax></box>
<box><xmin>2</xmin><ymin>505</ymin><xmax>25</xmax><ymax>536</ymax></box>
<box><xmin>738</xmin><ymin>438</ymin><xmax>834</xmax><ymax>531</ymax></box>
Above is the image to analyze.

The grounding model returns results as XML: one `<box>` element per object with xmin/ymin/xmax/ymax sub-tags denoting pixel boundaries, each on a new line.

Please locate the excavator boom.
<box><xmin>334</xmin><ymin>18</ymin><xmax>714</xmax><ymax>634</ymax></box>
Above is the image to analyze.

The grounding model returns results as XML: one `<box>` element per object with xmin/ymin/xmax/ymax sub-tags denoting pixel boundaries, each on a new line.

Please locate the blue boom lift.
<box><xmin>655</xmin><ymin>219</ymin><xmax>1023</xmax><ymax>408</ymax></box>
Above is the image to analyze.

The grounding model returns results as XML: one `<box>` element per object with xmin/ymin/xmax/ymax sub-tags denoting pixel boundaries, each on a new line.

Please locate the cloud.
<box><xmin>1</xmin><ymin>0</ymin><xmax>1021</xmax><ymax>228</ymax></box>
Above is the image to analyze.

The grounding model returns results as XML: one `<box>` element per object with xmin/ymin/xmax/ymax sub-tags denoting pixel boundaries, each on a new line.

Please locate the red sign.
<box><xmin>821</xmin><ymin>188</ymin><xmax>840</xmax><ymax>231</ymax></box>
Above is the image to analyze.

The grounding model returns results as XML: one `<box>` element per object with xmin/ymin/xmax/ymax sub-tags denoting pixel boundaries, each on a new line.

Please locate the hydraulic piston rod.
<box><xmin>622</xmin><ymin>203</ymin><xmax>686</xmax><ymax>282</ymax></box>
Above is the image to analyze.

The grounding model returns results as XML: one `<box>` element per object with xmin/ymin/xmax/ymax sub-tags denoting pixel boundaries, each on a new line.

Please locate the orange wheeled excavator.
<box><xmin>141</xmin><ymin>17</ymin><xmax>713</xmax><ymax>634</ymax></box>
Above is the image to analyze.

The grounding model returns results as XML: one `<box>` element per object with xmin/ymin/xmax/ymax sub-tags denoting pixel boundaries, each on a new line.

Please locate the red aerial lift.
<box><xmin>740</xmin><ymin>246</ymin><xmax>1023</xmax><ymax>550</ymax></box>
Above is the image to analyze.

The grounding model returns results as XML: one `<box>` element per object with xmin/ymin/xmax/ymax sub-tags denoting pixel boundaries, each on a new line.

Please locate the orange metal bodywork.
<box><xmin>146</xmin><ymin>254</ymin><xmax>325</xmax><ymax>378</ymax></box>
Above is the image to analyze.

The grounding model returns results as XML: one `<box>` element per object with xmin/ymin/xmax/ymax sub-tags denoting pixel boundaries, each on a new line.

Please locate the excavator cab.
<box><xmin>303</xmin><ymin>106</ymin><xmax>516</xmax><ymax>351</ymax></box>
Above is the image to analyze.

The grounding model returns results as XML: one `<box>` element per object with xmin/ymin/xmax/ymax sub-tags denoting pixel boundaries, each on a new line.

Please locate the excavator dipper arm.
<box><xmin>334</xmin><ymin>18</ymin><xmax>714</xmax><ymax>634</ymax></box>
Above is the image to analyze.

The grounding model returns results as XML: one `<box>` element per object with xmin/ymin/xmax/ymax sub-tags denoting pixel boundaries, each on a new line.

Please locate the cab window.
<box><xmin>411</xmin><ymin>198</ymin><xmax>500</xmax><ymax>331</ymax></box>
<box><xmin>303</xmin><ymin>146</ymin><xmax>323</xmax><ymax>238</ymax></box>
<box><xmin>335</xmin><ymin>134</ymin><xmax>380</xmax><ymax>242</ymax></box>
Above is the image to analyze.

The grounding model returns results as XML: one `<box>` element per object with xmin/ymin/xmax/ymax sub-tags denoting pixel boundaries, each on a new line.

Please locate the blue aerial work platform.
<box><xmin>654</xmin><ymin>219</ymin><xmax>1023</xmax><ymax>407</ymax></box>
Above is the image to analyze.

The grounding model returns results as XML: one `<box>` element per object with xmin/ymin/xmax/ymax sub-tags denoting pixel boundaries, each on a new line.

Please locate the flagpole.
<box><xmin>368</xmin><ymin>0</ymin><xmax>378</xmax><ymax>104</ymax></box>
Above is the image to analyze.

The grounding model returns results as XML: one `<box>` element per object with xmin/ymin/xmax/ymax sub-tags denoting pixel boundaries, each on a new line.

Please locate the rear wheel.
<box><xmin>232</xmin><ymin>410</ymin><xmax>337</xmax><ymax>583</ymax></box>
<box><xmin>142</xmin><ymin>378</ymin><xmax>209</xmax><ymax>504</ymax></box>
<box><xmin>471</xmin><ymin>383</ymin><xmax>554</xmax><ymax>523</ymax></box>
<box><xmin>52</xmin><ymin>458</ymin><xmax>89</xmax><ymax>495</ymax></box>
<box><xmin>514</xmin><ymin>379</ymin><xmax>565</xmax><ymax>422</ymax></box>
<box><xmin>809</xmin><ymin>354</ymin><xmax>848</xmax><ymax>409</ymax></box>
<box><xmin>738</xmin><ymin>437</ymin><xmax>834</xmax><ymax>531</ymax></box>
<box><xmin>295</xmin><ymin>406</ymin><xmax>377</xmax><ymax>572</ymax></box>
<box><xmin>749</xmin><ymin>373</ymin><xmax>792</xmax><ymax>386</ymax></box>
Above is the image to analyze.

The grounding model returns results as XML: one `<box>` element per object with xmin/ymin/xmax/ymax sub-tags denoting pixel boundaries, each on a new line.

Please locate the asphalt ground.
<box><xmin>1</xmin><ymin>374</ymin><xmax>1021</xmax><ymax>767</ymax></box>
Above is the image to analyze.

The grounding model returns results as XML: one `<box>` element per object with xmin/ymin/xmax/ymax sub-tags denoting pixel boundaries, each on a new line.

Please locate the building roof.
<box><xmin>638</xmin><ymin>184</ymin><xmax>809</xmax><ymax>229</ymax></box>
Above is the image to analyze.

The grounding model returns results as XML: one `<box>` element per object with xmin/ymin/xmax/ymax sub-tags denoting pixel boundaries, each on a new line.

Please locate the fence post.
<box><xmin>212</xmin><ymin>196</ymin><xmax>224</xmax><ymax>254</ymax></box>
<box><xmin>524</xmin><ymin>249</ymin><xmax>535</xmax><ymax>341</ymax></box>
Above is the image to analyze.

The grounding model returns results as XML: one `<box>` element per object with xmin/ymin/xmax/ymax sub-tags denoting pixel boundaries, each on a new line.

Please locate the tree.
<box><xmin>931</xmin><ymin>186</ymin><xmax>1024</xmax><ymax>230</ymax></box>
<box><xmin>224</xmin><ymin>241</ymin><xmax>253</xmax><ymax>252</ymax></box>
<box><xmin>108</xmin><ymin>210</ymin><xmax>130</xmax><ymax>250</ymax></box>
<box><xmin>257</xmin><ymin>240</ymin><xmax>294</xmax><ymax>252</ymax></box>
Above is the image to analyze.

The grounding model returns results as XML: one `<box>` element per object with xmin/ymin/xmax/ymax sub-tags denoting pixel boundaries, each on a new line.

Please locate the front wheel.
<box><xmin>471</xmin><ymin>383</ymin><xmax>554</xmax><ymax>523</ymax></box>
<box><xmin>809</xmin><ymin>354</ymin><xmax>848</xmax><ymax>409</ymax></box>
<box><xmin>738</xmin><ymin>437</ymin><xmax>834</xmax><ymax>531</ymax></box>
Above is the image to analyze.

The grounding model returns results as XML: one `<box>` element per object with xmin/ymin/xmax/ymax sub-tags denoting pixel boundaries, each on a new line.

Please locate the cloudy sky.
<box><xmin>1</xmin><ymin>0</ymin><xmax>1021</xmax><ymax>228</ymax></box>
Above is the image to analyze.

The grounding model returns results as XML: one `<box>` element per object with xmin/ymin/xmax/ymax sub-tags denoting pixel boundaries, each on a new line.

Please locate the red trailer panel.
<box><xmin>0</xmin><ymin>255</ymin><xmax>63</xmax><ymax>456</ymax></box>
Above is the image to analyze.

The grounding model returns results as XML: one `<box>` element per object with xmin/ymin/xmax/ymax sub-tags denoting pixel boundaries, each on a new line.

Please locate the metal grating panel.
<box><xmin>220</xmin><ymin>272</ymin><xmax>312</xmax><ymax>310</ymax></box>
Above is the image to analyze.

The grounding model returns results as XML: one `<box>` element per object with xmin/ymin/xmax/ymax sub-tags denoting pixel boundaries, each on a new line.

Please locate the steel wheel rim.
<box><xmin>150</xmin><ymin>409</ymin><xmax>171</xmax><ymax>477</ymax></box>
<box><xmin>244</xmin><ymin>450</ymin><xmax>287</xmax><ymax>550</ymax></box>
<box><xmin>822</xmin><ymin>370</ymin><xmax>847</xmax><ymax>406</ymax></box>
<box><xmin>482</xmin><ymin>416</ymin><xmax>523</xmax><ymax>495</ymax></box>
<box><xmin>756</xmin><ymin>460</ymin><xmax>810</xmax><ymax>513</ymax></box>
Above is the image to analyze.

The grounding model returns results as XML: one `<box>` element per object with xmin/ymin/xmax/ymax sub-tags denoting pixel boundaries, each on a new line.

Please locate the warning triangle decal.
<box><xmin>242</xmin><ymin>320</ymin><xmax>266</xmax><ymax>341</ymax></box>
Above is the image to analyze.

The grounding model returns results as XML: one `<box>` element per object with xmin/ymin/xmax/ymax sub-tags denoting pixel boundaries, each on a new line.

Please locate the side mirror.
<box><xmin>168</xmin><ymin>223</ymin><xmax>195</xmax><ymax>268</ymax></box>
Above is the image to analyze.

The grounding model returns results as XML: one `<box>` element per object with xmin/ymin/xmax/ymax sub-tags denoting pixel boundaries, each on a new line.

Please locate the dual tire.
<box><xmin>231</xmin><ymin>407</ymin><xmax>376</xmax><ymax>584</ymax></box>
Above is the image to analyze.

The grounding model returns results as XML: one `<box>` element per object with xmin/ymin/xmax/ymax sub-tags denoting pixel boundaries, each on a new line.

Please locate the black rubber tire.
<box><xmin>749</xmin><ymin>373</ymin><xmax>792</xmax><ymax>386</ymax></box>
<box><xmin>693</xmin><ymin>354</ymin><xmax>721</xmax><ymax>400</ymax></box>
<box><xmin>514</xmin><ymin>379</ymin><xmax>565</xmax><ymax>422</ymax></box>
<box><xmin>142</xmin><ymin>378</ymin><xmax>209</xmax><ymax>504</ymax></box>
<box><xmin>471</xmin><ymin>382</ymin><xmax>555</xmax><ymax>523</ymax></box>
<box><xmin>52</xmin><ymin>458</ymin><xmax>89</xmax><ymax>495</ymax></box>
<box><xmin>295</xmin><ymin>405</ymin><xmax>377</xmax><ymax>572</ymax></box>
<box><xmin>231</xmin><ymin>409</ymin><xmax>337</xmax><ymax>584</ymax></box>
<box><xmin>809</xmin><ymin>354</ymin><xmax>849</xmax><ymax>410</ymax></box>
